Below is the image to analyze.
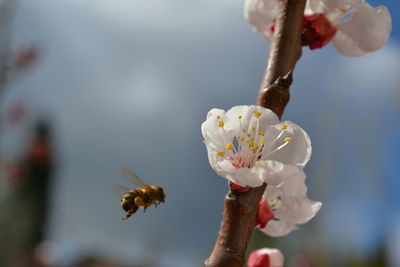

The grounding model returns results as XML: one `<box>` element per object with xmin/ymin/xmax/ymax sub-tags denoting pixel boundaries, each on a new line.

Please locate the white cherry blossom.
<box><xmin>201</xmin><ymin>105</ymin><xmax>311</xmax><ymax>187</ymax></box>
<box><xmin>308</xmin><ymin>0</ymin><xmax>391</xmax><ymax>56</ymax></box>
<box><xmin>258</xmin><ymin>165</ymin><xmax>322</xmax><ymax>237</ymax></box>
<box><xmin>245</xmin><ymin>0</ymin><xmax>391</xmax><ymax>56</ymax></box>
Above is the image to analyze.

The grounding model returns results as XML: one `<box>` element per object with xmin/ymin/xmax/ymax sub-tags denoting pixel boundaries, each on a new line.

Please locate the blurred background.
<box><xmin>0</xmin><ymin>0</ymin><xmax>399</xmax><ymax>266</ymax></box>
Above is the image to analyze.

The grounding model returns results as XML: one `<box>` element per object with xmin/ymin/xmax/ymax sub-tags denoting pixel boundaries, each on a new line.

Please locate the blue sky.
<box><xmin>1</xmin><ymin>1</ymin><xmax>399</xmax><ymax>266</ymax></box>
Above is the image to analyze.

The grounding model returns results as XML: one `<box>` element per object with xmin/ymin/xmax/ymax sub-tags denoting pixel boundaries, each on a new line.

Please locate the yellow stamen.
<box><xmin>284</xmin><ymin>137</ymin><xmax>293</xmax><ymax>142</ymax></box>
<box><xmin>242</xmin><ymin>129</ymin><xmax>247</xmax><ymax>133</ymax></box>
<box><xmin>258</xmin><ymin>131</ymin><xmax>265</xmax><ymax>136</ymax></box>
<box><xmin>247</xmin><ymin>134</ymin><xmax>251</xmax><ymax>137</ymax></box>
<box><xmin>260</xmin><ymin>139</ymin><xmax>265</xmax><ymax>145</ymax></box>
<box><xmin>250</xmin><ymin>138</ymin><xmax>255</xmax><ymax>142</ymax></box>
<box><xmin>226</xmin><ymin>143</ymin><xmax>234</xmax><ymax>150</ymax></box>
<box><xmin>217</xmin><ymin>116</ymin><xmax>221</xmax><ymax>119</ymax></box>
<box><xmin>339</xmin><ymin>7</ymin><xmax>347</xmax><ymax>13</ymax></box>
<box><xmin>217</xmin><ymin>151</ymin><xmax>225</xmax><ymax>157</ymax></box>
<box><xmin>280</xmin><ymin>124</ymin><xmax>288</xmax><ymax>130</ymax></box>
<box><xmin>218</xmin><ymin>120</ymin><xmax>224</xmax><ymax>127</ymax></box>
<box><xmin>238</xmin><ymin>115</ymin><xmax>242</xmax><ymax>119</ymax></box>
<box><xmin>249</xmin><ymin>142</ymin><xmax>254</xmax><ymax>148</ymax></box>
<box><xmin>254</xmin><ymin>111</ymin><xmax>262</xmax><ymax>118</ymax></box>
<box><xmin>251</xmin><ymin>127</ymin><xmax>255</xmax><ymax>131</ymax></box>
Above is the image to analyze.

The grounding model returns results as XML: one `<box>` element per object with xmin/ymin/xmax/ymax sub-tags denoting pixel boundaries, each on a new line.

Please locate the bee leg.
<box><xmin>121</xmin><ymin>214</ymin><xmax>130</xmax><ymax>220</ymax></box>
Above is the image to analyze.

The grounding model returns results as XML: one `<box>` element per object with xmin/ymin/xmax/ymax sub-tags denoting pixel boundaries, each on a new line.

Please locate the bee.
<box><xmin>113</xmin><ymin>168</ymin><xmax>165</xmax><ymax>220</ymax></box>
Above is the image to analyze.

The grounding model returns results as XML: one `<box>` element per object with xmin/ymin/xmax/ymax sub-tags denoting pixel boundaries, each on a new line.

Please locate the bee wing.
<box><xmin>111</xmin><ymin>184</ymin><xmax>130</xmax><ymax>196</ymax></box>
<box><xmin>121</xmin><ymin>168</ymin><xmax>147</xmax><ymax>187</ymax></box>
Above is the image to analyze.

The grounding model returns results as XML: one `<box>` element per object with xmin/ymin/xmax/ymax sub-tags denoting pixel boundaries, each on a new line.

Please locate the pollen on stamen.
<box><xmin>226</xmin><ymin>143</ymin><xmax>234</xmax><ymax>150</ymax></box>
<box><xmin>284</xmin><ymin>137</ymin><xmax>293</xmax><ymax>142</ymax></box>
<box><xmin>257</xmin><ymin>131</ymin><xmax>264</xmax><ymax>136</ymax></box>
<box><xmin>238</xmin><ymin>115</ymin><xmax>242</xmax><ymax>119</ymax></box>
<box><xmin>259</xmin><ymin>139</ymin><xmax>265</xmax><ymax>145</ymax></box>
<box><xmin>217</xmin><ymin>116</ymin><xmax>221</xmax><ymax>119</ymax></box>
<box><xmin>252</xmin><ymin>146</ymin><xmax>259</xmax><ymax>153</ymax></box>
<box><xmin>251</xmin><ymin>127</ymin><xmax>255</xmax><ymax>131</ymax></box>
<box><xmin>339</xmin><ymin>7</ymin><xmax>347</xmax><ymax>13</ymax></box>
<box><xmin>254</xmin><ymin>111</ymin><xmax>262</xmax><ymax>118</ymax></box>
<box><xmin>217</xmin><ymin>151</ymin><xmax>225</xmax><ymax>157</ymax></box>
<box><xmin>218</xmin><ymin>120</ymin><xmax>224</xmax><ymax>127</ymax></box>
<box><xmin>280</xmin><ymin>124</ymin><xmax>288</xmax><ymax>130</ymax></box>
<box><xmin>247</xmin><ymin>134</ymin><xmax>251</xmax><ymax>137</ymax></box>
<box><xmin>242</xmin><ymin>129</ymin><xmax>246</xmax><ymax>133</ymax></box>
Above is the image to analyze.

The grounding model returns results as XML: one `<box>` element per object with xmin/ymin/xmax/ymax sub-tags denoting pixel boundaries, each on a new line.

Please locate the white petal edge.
<box><xmin>261</xmin><ymin>121</ymin><xmax>312</xmax><ymax>168</ymax></box>
<box><xmin>335</xmin><ymin>3</ymin><xmax>391</xmax><ymax>53</ymax></box>
<box><xmin>244</xmin><ymin>0</ymin><xmax>278</xmax><ymax>41</ymax></box>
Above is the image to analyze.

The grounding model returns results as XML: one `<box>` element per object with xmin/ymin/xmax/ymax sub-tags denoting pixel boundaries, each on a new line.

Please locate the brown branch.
<box><xmin>204</xmin><ymin>1</ymin><xmax>306</xmax><ymax>266</ymax></box>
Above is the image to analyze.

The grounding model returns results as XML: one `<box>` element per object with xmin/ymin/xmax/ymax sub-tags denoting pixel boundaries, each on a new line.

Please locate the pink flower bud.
<box><xmin>255</xmin><ymin>199</ymin><xmax>274</xmax><ymax>228</ymax></box>
<box><xmin>248</xmin><ymin>248</ymin><xmax>284</xmax><ymax>267</ymax></box>
<box><xmin>302</xmin><ymin>14</ymin><xmax>337</xmax><ymax>50</ymax></box>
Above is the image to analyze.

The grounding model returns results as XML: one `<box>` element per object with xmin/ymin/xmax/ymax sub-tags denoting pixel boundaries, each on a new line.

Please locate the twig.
<box><xmin>204</xmin><ymin>1</ymin><xmax>306</xmax><ymax>266</ymax></box>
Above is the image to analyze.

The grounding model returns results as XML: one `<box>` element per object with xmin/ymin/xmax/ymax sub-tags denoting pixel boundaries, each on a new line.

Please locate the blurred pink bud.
<box><xmin>6</xmin><ymin>101</ymin><xmax>26</xmax><ymax>125</ymax></box>
<box><xmin>302</xmin><ymin>14</ymin><xmax>337</xmax><ymax>49</ymax></box>
<box><xmin>13</xmin><ymin>45</ymin><xmax>38</xmax><ymax>70</ymax></box>
<box><xmin>3</xmin><ymin>161</ymin><xmax>27</xmax><ymax>185</ymax></box>
<box><xmin>255</xmin><ymin>199</ymin><xmax>274</xmax><ymax>228</ymax></box>
<box><xmin>248</xmin><ymin>248</ymin><xmax>284</xmax><ymax>267</ymax></box>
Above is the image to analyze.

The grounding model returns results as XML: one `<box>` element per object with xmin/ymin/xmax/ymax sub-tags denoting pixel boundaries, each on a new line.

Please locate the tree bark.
<box><xmin>204</xmin><ymin>1</ymin><xmax>306</xmax><ymax>266</ymax></box>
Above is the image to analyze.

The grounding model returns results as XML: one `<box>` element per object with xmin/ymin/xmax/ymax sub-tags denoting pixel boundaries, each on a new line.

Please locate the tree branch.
<box><xmin>204</xmin><ymin>1</ymin><xmax>306</xmax><ymax>266</ymax></box>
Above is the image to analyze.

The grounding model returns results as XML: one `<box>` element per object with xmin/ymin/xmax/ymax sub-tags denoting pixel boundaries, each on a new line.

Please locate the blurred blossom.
<box><xmin>245</xmin><ymin>0</ymin><xmax>391</xmax><ymax>56</ymax></box>
<box><xmin>6</xmin><ymin>101</ymin><xmax>26</xmax><ymax>125</ymax></box>
<box><xmin>201</xmin><ymin>105</ymin><xmax>311</xmax><ymax>187</ymax></box>
<box><xmin>307</xmin><ymin>0</ymin><xmax>392</xmax><ymax>56</ymax></box>
<box><xmin>3</xmin><ymin>160</ymin><xmax>27</xmax><ymax>185</ymax></box>
<box><xmin>11</xmin><ymin>44</ymin><xmax>38</xmax><ymax>71</ymax></box>
<box><xmin>248</xmin><ymin>248</ymin><xmax>284</xmax><ymax>267</ymax></box>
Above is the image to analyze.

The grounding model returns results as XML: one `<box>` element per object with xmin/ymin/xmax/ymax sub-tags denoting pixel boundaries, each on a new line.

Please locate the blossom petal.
<box><xmin>264</xmin><ymin>165</ymin><xmax>307</xmax><ymax>195</ymax></box>
<box><xmin>244</xmin><ymin>0</ymin><xmax>277</xmax><ymax>41</ymax></box>
<box><xmin>261</xmin><ymin>219</ymin><xmax>298</xmax><ymax>237</ymax></box>
<box><xmin>276</xmin><ymin>196</ymin><xmax>322</xmax><ymax>224</ymax></box>
<box><xmin>201</xmin><ymin>108</ymin><xmax>235</xmax><ymax>151</ymax></box>
<box><xmin>256</xmin><ymin>160</ymin><xmax>302</xmax><ymax>186</ymax></box>
<box><xmin>261</xmin><ymin>121</ymin><xmax>311</xmax><ymax>168</ymax></box>
<box><xmin>216</xmin><ymin>159</ymin><xmax>265</xmax><ymax>187</ymax></box>
<box><xmin>332</xmin><ymin>30</ymin><xmax>365</xmax><ymax>56</ymax></box>
<box><xmin>335</xmin><ymin>3</ymin><xmax>391</xmax><ymax>55</ymax></box>
<box><xmin>225</xmin><ymin>105</ymin><xmax>280</xmax><ymax>134</ymax></box>
<box><xmin>213</xmin><ymin>160</ymin><xmax>297</xmax><ymax>187</ymax></box>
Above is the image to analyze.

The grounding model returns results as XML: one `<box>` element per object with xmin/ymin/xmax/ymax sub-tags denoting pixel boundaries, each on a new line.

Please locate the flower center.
<box><xmin>269</xmin><ymin>196</ymin><xmax>283</xmax><ymax>211</ymax></box>
<box><xmin>215</xmin><ymin>111</ymin><xmax>293</xmax><ymax>169</ymax></box>
<box><xmin>227</xmin><ymin>111</ymin><xmax>267</xmax><ymax>168</ymax></box>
